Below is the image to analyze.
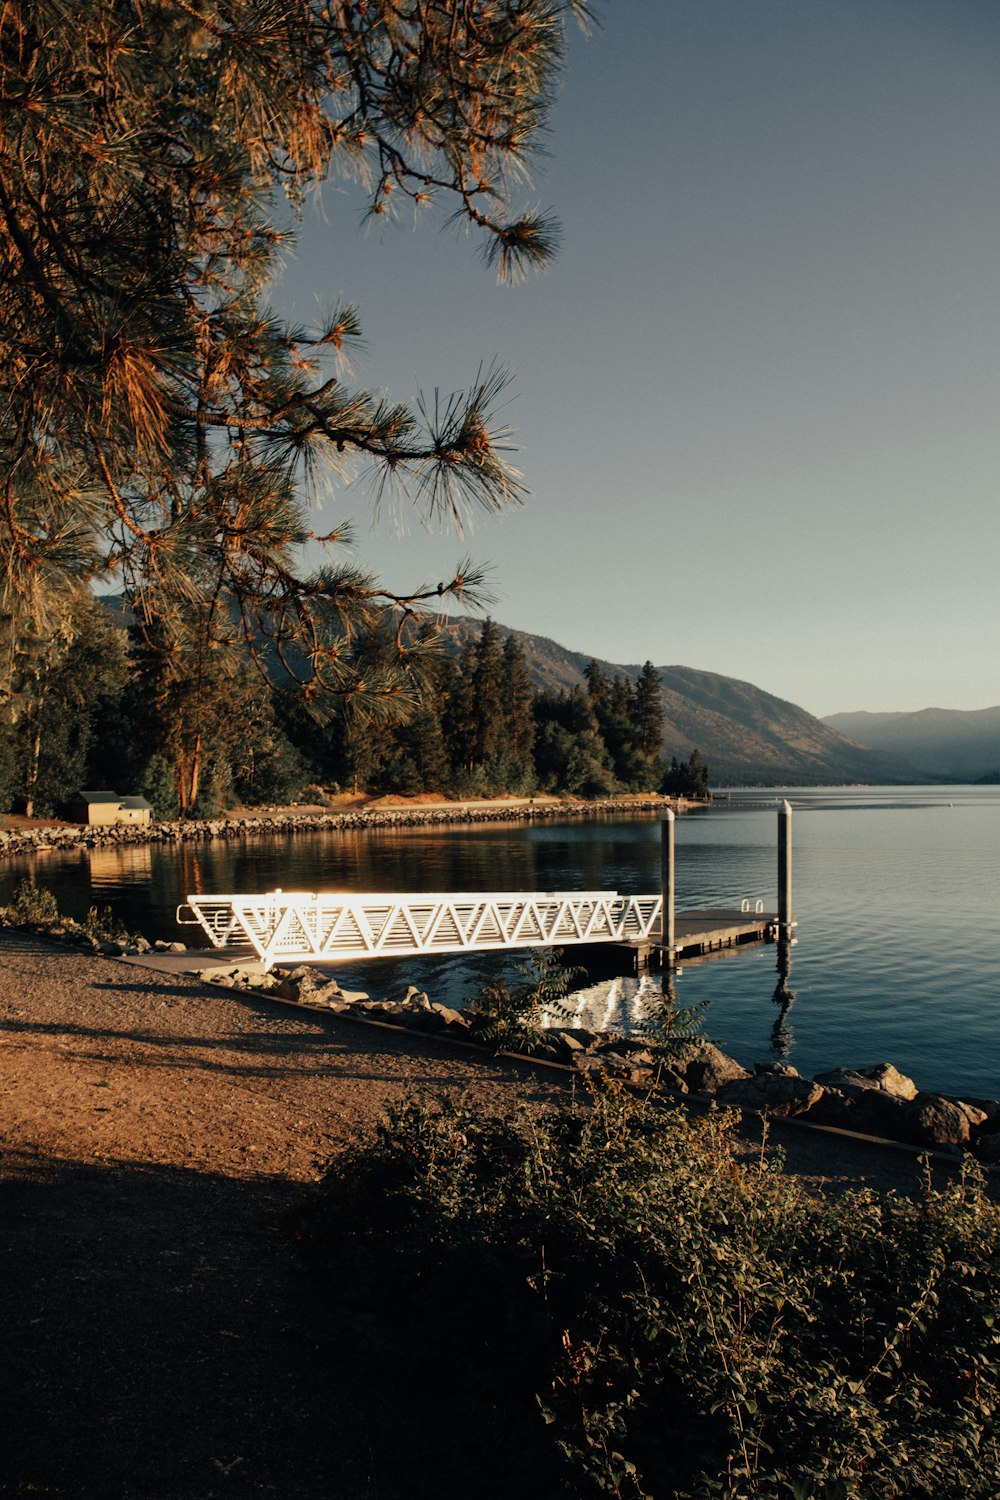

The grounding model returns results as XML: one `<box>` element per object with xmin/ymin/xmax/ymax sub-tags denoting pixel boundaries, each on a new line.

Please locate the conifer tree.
<box><xmin>0</xmin><ymin>0</ymin><xmax>588</xmax><ymax>714</ymax></box>
<box><xmin>584</xmin><ymin>660</ymin><xmax>610</xmax><ymax>715</ymax></box>
<box><xmin>443</xmin><ymin>637</ymin><xmax>479</xmax><ymax>776</ymax></box>
<box><xmin>500</xmin><ymin>634</ymin><xmax>536</xmax><ymax>769</ymax></box>
<box><xmin>470</xmin><ymin>618</ymin><xmax>505</xmax><ymax>766</ymax></box>
<box><xmin>633</xmin><ymin>661</ymin><xmax>665</xmax><ymax>762</ymax></box>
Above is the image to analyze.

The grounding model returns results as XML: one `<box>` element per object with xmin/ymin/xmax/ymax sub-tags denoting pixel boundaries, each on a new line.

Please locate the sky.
<box><xmin>272</xmin><ymin>0</ymin><xmax>1000</xmax><ymax>718</ymax></box>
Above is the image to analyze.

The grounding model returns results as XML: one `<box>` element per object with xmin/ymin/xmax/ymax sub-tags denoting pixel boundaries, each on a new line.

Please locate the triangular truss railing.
<box><xmin>177</xmin><ymin>889</ymin><xmax>664</xmax><ymax>971</ymax></box>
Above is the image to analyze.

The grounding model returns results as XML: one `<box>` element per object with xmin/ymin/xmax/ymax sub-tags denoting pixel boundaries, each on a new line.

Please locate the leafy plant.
<box><xmin>466</xmin><ymin>949</ymin><xmax>582</xmax><ymax>1054</ymax></box>
<box><xmin>2</xmin><ymin>877</ymin><xmax>58</xmax><ymax>925</ymax></box>
<box><xmin>81</xmin><ymin>904</ymin><xmax>139</xmax><ymax>947</ymax></box>
<box><xmin>304</xmin><ymin>1082</ymin><xmax>1000</xmax><ymax>1500</ymax></box>
<box><xmin>638</xmin><ymin>984</ymin><xmax>711</xmax><ymax>1067</ymax></box>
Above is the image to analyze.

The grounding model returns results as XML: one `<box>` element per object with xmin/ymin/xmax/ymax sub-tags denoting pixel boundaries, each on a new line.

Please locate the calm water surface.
<box><xmin>3</xmin><ymin>786</ymin><xmax>998</xmax><ymax>1098</ymax></box>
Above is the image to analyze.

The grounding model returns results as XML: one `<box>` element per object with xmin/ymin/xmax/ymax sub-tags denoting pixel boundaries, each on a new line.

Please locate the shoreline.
<box><xmin>0</xmin><ymin>792</ymin><xmax>698</xmax><ymax>860</ymax></box>
<box><xmin>3</xmin><ymin>927</ymin><xmax>988</xmax><ymax>1499</ymax></box>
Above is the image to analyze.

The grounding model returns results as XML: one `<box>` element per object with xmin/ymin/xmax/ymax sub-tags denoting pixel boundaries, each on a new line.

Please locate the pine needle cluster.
<box><xmin>0</xmin><ymin>0</ymin><xmax>586</xmax><ymax>711</ymax></box>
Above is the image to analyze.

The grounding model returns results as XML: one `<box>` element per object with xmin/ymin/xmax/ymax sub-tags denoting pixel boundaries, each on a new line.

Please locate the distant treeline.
<box><xmin>0</xmin><ymin>599</ymin><xmax>709</xmax><ymax>818</ymax></box>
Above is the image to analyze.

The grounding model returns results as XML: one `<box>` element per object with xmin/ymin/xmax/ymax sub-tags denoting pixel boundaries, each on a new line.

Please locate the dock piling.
<box><xmin>778</xmin><ymin>799</ymin><xmax>793</xmax><ymax>934</ymax></box>
<box><xmin>661</xmin><ymin>810</ymin><xmax>676</xmax><ymax>964</ymax></box>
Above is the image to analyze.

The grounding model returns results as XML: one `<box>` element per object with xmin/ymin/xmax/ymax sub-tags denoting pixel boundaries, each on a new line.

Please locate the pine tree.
<box><xmin>501</xmin><ymin>635</ymin><xmax>536</xmax><ymax>769</ymax></box>
<box><xmin>443</xmin><ymin>638</ymin><xmax>479</xmax><ymax>776</ymax></box>
<box><xmin>587</xmin><ymin>663</ymin><xmax>644</xmax><ymax>789</ymax></box>
<box><xmin>470</xmin><ymin>619</ymin><xmax>505</xmax><ymax>766</ymax></box>
<box><xmin>633</xmin><ymin>661</ymin><xmax>664</xmax><ymax>762</ymax></box>
<box><xmin>584</xmin><ymin>661</ymin><xmax>610</xmax><ymax>714</ymax></box>
<box><xmin>660</xmin><ymin>749</ymin><xmax>711</xmax><ymax>800</ymax></box>
<box><xmin>0</xmin><ymin>1</ymin><xmax>588</xmax><ymax>712</ymax></box>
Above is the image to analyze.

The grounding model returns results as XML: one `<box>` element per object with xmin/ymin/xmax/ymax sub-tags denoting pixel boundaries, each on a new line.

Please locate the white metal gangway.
<box><xmin>176</xmin><ymin>889</ymin><xmax>663</xmax><ymax>971</ymax></box>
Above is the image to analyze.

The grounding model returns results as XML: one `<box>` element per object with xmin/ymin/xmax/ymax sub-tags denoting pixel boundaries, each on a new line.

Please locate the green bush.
<box><xmin>81</xmin><ymin>904</ymin><xmax>139</xmax><ymax>947</ymax></box>
<box><xmin>2</xmin><ymin>877</ymin><xmax>59</xmax><ymax>925</ymax></box>
<box><xmin>465</xmin><ymin>950</ymin><xmax>581</xmax><ymax>1054</ymax></box>
<box><xmin>305</xmin><ymin>1083</ymin><xmax>999</xmax><ymax>1500</ymax></box>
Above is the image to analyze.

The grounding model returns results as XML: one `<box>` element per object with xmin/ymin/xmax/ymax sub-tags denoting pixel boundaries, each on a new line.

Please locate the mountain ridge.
<box><xmin>823</xmin><ymin>707</ymin><xmax>1000</xmax><ymax>781</ymax></box>
<box><xmin>433</xmin><ymin>615</ymin><xmax>911</xmax><ymax>784</ymax></box>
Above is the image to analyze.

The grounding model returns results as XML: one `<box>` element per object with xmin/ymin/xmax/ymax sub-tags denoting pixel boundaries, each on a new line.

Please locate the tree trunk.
<box><xmin>23</xmin><ymin>703</ymin><xmax>45</xmax><ymax>819</ymax></box>
<box><xmin>188</xmin><ymin>732</ymin><xmax>202</xmax><ymax>812</ymax></box>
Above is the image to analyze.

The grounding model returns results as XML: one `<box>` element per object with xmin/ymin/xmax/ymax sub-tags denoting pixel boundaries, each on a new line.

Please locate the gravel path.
<box><xmin>0</xmin><ymin>929</ymin><xmax>976</xmax><ymax>1498</ymax></box>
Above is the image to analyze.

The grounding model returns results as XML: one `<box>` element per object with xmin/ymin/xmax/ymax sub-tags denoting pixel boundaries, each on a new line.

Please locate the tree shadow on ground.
<box><xmin>0</xmin><ymin>1154</ymin><xmax>388</xmax><ymax>1500</ymax></box>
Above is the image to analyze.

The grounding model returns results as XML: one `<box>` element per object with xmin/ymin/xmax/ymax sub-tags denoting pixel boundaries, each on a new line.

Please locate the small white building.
<box><xmin>69</xmin><ymin>791</ymin><xmax>153</xmax><ymax>827</ymax></box>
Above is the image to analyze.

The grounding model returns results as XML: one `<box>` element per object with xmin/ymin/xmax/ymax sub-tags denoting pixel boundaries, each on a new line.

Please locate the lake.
<box><xmin>2</xmin><ymin>785</ymin><xmax>998</xmax><ymax>1099</ymax></box>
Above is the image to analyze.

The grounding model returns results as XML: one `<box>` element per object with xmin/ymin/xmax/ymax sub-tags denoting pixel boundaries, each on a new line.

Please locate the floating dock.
<box><xmin>176</xmin><ymin>807</ymin><xmax>796</xmax><ymax>974</ymax></box>
<box><xmin>618</xmin><ymin>906</ymin><xmax>779</xmax><ymax>971</ymax></box>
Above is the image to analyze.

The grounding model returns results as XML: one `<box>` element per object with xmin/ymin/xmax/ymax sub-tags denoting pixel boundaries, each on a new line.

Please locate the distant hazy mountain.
<box><xmin>823</xmin><ymin>707</ymin><xmax>1000</xmax><ymax>782</ymax></box>
<box><xmin>435</xmin><ymin>617</ymin><xmax>905</xmax><ymax>784</ymax></box>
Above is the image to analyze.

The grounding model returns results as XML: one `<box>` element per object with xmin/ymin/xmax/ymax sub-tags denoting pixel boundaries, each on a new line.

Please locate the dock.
<box><xmin>177</xmin><ymin>890</ymin><xmax>783</xmax><ymax>973</ymax></box>
<box><xmin>175</xmin><ymin>806</ymin><xmax>797</xmax><ymax>975</ymax></box>
<box><xmin>619</xmin><ymin>906</ymin><xmax>779</xmax><ymax>971</ymax></box>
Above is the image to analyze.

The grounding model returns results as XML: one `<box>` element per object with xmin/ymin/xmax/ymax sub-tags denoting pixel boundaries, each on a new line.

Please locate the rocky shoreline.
<box><xmin>200</xmin><ymin>957</ymin><xmax>999</xmax><ymax>1167</ymax></box>
<box><xmin>0</xmin><ymin>796</ymin><xmax>679</xmax><ymax>859</ymax></box>
<box><xmin>8</xmin><ymin>896</ymin><xmax>998</xmax><ymax>1169</ymax></box>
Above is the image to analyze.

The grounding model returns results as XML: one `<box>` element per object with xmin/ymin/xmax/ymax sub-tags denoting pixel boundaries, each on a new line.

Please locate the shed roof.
<box><xmin>74</xmin><ymin>790</ymin><xmax>122</xmax><ymax>805</ymax></box>
<box><xmin>120</xmin><ymin>796</ymin><xmax>153</xmax><ymax>810</ymax></box>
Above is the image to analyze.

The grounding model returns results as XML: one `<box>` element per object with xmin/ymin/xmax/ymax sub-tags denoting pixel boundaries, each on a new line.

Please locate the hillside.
<box><xmin>97</xmin><ymin>595</ymin><xmax>915</xmax><ymax>785</ymax></box>
<box><xmin>435</xmin><ymin>617</ymin><xmax>904</xmax><ymax>784</ymax></box>
<box><xmin>823</xmin><ymin>707</ymin><xmax>1000</xmax><ymax>782</ymax></box>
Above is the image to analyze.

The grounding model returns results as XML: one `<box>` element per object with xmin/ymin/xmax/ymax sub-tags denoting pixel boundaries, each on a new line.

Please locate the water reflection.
<box><xmin>88</xmin><ymin>844</ymin><xmax>152</xmax><ymax>886</ymax></box>
<box><xmin>769</xmin><ymin>938</ymin><xmax>796</xmax><ymax>1057</ymax></box>
<box><xmin>3</xmin><ymin>788</ymin><xmax>1000</xmax><ymax>1096</ymax></box>
<box><xmin>544</xmin><ymin>970</ymin><xmax>666</xmax><ymax>1033</ymax></box>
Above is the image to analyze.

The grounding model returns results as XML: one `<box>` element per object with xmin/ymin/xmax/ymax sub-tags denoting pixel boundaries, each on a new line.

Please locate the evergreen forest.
<box><xmin>0</xmin><ymin>595</ymin><xmax>710</xmax><ymax>818</ymax></box>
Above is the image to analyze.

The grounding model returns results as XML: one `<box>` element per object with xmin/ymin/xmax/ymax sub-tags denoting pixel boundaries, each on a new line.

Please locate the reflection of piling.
<box><xmin>778</xmin><ymin>799</ymin><xmax>793</xmax><ymax>935</ymax></box>
<box><xmin>660</xmin><ymin>810</ymin><xmax>676</xmax><ymax>968</ymax></box>
<box><xmin>770</xmin><ymin>936</ymin><xmax>796</xmax><ymax>1055</ymax></box>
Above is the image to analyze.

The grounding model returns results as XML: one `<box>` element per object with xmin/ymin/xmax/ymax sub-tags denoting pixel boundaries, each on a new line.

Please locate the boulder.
<box><xmin>971</xmin><ymin>1131</ymin><xmax>1000</xmax><ymax>1166</ymax></box>
<box><xmin>952</xmin><ymin>1099</ymin><xmax>988</xmax><ymax>1131</ymax></box>
<box><xmin>295</xmin><ymin>970</ymin><xmax>343</xmax><ymax>1004</ymax></box>
<box><xmin>362</xmin><ymin>1001</ymin><xmax>407</xmax><ymax>1021</ymax></box>
<box><xmin>655</xmin><ymin>1064</ymin><xmax>689</xmax><ymax>1094</ymax></box>
<box><xmin>899</xmin><ymin>1096</ymin><xmax>971</xmax><ymax>1149</ymax></box>
<box><xmin>399</xmin><ymin>985</ymin><xmax>431</xmax><ymax>1006</ymax></box>
<box><xmin>964</xmin><ymin>1096</ymin><xmax>1000</xmax><ymax>1123</ymax></box>
<box><xmin>549</xmin><ymin>1030</ymin><xmax>586</xmax><ymax>1053</ymax></box>
<box><xmin>800</xmin><ymin>1087</ymin><xmax>902</xmax><ymax>1138</ymax></box>
<box><xmin>400</xmin><ymin>990</ymin><xmax>432</xmax><ymax>1010</ymax></box>
<box><xmin>714</xmin><ymin>1073</ymin><xmax>824</xmax><ymax>1118</ymax></box>
<box><xmin>813</xmin><ymin>1064</ymin><xmax>917</xmax><ymax>1102</ymax></box>
<box><xmin>429</xmin><ymin>1003</ymin><xmax>471</xmax><ymax>1031</ymax></box>
<box><xmin>684</xmin><ymin>1044</ymin><xmax>750</xmax><ymax>1094</ymax></box>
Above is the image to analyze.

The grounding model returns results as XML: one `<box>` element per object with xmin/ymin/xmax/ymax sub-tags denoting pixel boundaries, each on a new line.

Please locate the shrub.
<box><xmin>81</xmin><ymin>904</ymin><xmax>139</xmax><ymax>947</ymax></box>
<box><xmin>305</xmin><ymin>1083</ymin><xmax>1000</xmax><ymax>1500</ymax></box>
<box><xmin>139</xmin><ymin>754</ymin><xmax>177</xmax><ymax>819</ymax></box>
<box><xmin>465</xmin><ymin>949</ymin><xmax>581</xmax><ymax>1054</ymax></box>
<box><xmin>299</xmin><ymin>783</ymin><xmax>333</xmax><ymax>808</ymax></box>
<box><xmin>2</xmin><ymin>877</ymin><xmax>59</xmax><ymax>925</ymax></box>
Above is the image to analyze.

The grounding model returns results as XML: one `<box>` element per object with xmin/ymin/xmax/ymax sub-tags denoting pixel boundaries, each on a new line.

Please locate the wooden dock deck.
<box><xmin>618</xmin><ymin>907</ymin><xmax>779</xmax><ymax>969</ymax></box>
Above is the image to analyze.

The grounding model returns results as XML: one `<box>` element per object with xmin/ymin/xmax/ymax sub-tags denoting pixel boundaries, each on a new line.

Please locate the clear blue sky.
<box><xmin>273</xmin><ymin>0</ymin><xmax>1000</xmax><ymax>718</ymax></box>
